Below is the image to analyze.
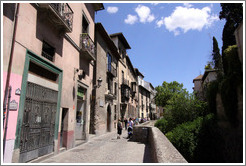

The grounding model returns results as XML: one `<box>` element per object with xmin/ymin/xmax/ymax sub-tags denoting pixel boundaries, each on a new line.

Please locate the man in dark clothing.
<box><xmin>124</xmin><ymin>118</ymin><xmax>128</xmax><ymax>130</ymax></box>
<box><xmin>117</xmin><ymin>119</ymin><xmax>123</xmax><ymax>139</ymax></box>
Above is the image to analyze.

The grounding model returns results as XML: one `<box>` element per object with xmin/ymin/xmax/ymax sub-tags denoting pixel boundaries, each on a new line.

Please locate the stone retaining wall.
<box><xmin>133</xmin><ymin>125</ymin><xmax>187</xmax><ymax>163</ymax></box>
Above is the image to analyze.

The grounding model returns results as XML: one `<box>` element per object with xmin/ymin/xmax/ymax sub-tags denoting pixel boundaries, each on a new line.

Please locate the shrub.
<box><xmin>165</xmin><ymin>114</ymin><xmax>222</xmax><ymax>162</ymax></box>
<box><xmin>154</xmin><ymin>117</ymin><xmax>175</xmax><ymax>134</ymax></box>
<box><xmin>166</xmin><ymin>116</ymin><xmax>203</xmax><ymax>162</ymax></box>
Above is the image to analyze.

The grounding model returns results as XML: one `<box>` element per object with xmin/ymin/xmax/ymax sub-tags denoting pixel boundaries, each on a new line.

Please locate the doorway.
<box><xmin>75</xmin><ymin>87</ymin><xmax>86</xmax><ymax>140</ymax></box>
<box><xmin>107</xmin><ymin>105</ymin><xmax>111</xmax><ymax>132</ymax></box>
<box><xmin>60</xmin><ymin>108</ymin><xmax>68</xmax><ymax>148</ymax></box>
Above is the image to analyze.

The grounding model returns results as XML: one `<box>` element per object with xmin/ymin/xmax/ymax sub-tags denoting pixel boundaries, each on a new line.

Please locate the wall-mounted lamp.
<box><xmin>94</xmin><ymin>77</ymin><xmax>102</xmax><ymax>88</ymax></box>
<box><xmin>74</xmin><ymin>68</ymin><xmax>86</xmax><ymax>80</ymax></box>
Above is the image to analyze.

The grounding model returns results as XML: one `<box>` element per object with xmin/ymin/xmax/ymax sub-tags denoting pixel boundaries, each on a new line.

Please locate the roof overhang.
<box><xmin>110</xmin><ymin>33</ymin><xmax>131</xmax><ymax>49</ymax></box>
<box><xmin>93</xmin><ymin>3</ymin><xmax>104</xmax><ymax>11</ymax></box>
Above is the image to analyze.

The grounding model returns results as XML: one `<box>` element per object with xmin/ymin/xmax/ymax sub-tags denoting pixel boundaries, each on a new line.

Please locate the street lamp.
<box><xmin>94</xmin><ymin>77</ymin><xmax>102</xmax><ymax>88</ymax></box>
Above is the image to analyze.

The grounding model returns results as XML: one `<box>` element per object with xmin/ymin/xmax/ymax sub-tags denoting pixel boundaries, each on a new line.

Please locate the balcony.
<box><xmin>38</xmin><ymin>3</ymin><xmax>73</xmax><ymax>33</ymax></box>
<box><xmin>107</xmin><ymin>64</ymin><xmax>117</xmax><ymax>77</ymax></box>
<box><xmin>80</xmin><ymin>33</ymin><xmax>96</xmax><ymax>60</ymax></box>
<box><xmin>121</xmin><ymin>84</ymin><xmax>130</xmax><ymax>102</ymax></box>
<box><xmin>105</xmin><ymin>90</ymin><xmax>116</xmax><ymax>100</ymax></box>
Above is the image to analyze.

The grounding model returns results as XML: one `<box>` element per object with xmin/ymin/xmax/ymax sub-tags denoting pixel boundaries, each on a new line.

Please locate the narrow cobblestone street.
<box><xmin>40</xmin><ymin>129</ymin><xmax>152</xmax><ymax>163</ymax></box>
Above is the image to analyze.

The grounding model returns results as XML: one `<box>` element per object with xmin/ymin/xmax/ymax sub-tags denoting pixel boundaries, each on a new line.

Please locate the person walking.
<box><xmin>117</xmin><ymin>119</ymin><xmax>123</xmax><ymax>139</ymax></box>
<box><xmin>127</xmin><ymin>118</ymin><xmax>134</xmax><ymax>139</ymax></box>
<box><xmin>124</xmin><ymin>118</ymin><xmax>128</xmax><ymax>130</ymax></box>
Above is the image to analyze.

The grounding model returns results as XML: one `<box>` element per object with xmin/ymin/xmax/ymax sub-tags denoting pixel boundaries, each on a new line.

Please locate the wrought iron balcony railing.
<box><xmin>50</xmin><ymin>3</ymin><xmax>73</xmax><ymax>30</ymax></box>
<box><xmin>80</xmin><ymin>33</ymin><xmax>96</xmax><ymax>60</ymax></box>
<box><xmin>39</xmin><ymin>3</ymin><xmax>73</xmax><ymax>32</ymax></box>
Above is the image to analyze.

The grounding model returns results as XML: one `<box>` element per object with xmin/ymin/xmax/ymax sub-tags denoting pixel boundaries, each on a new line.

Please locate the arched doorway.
<box><xmin>107</xmin><ymin>105</ymin><xmax>111</xmax><ymax>132</ymax></box>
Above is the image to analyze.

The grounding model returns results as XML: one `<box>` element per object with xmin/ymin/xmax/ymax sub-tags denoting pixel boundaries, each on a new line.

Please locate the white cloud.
<box><xmin>156</xmin><ymin>17</ymin><xmax>165</xmax><ymax>28</ymax></box>
<box><xmin>159</xmin><ymin>6</ymin><xmax>219</xmax><ymax>35</ymax></box>
<box><xmin>151</xmin><ymin>3</ymin><xmax>159</xmax><ymax>6</ymax></box>
<box><xmin>183</xmin><ymin>3</ymin><xmax>193</xmax><ymax>8</ymax></box>
<box><xmin>124</xmin><ymin>14</ymin><xmax>138</xmax><ymax>25</ymax></box>
<box><xmin>107</xmin><ymin>6</ymin><xmax>118</xmax><ymax>14</ymax></box>
<box><xmin>135</xmin><ymin>5</ymin><xmax>155</xmax><ymax>23</ymax></box>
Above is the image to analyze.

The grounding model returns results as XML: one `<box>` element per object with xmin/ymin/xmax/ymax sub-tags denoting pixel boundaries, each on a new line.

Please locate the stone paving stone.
<box><xmin>41</xmin><ymin>129</ymin><xmax>151</xmax><ymax>163</ymax></box>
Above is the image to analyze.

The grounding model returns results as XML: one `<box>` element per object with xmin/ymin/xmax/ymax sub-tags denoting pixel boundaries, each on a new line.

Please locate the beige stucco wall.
<box><xmin>3</xmin><ymin>4</ymin><xmax>15</xmax><ymax>74</ymax></box>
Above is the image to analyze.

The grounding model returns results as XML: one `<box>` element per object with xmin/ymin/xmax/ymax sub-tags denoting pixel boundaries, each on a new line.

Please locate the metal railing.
<box><xmin>50</xmin><ymin>3</ymin><xmax>73</xmax><ymax>30</ymax></box>
<box><xmin>80</xmin><ymin>33</ymin><xmax>96</xmax><ymax>59</ymax></box>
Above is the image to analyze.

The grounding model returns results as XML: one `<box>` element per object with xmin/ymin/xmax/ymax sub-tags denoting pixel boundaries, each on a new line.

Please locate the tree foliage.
<box><xmin>155</xmin><ymin>81</ymin><xmax>208</xmax><ymax>134</ymax></box>
<box><xmin>219</xmin><ymin>3</ymin><xmax>243</xmax><ymax>27</ymax></box>
<box><xmin>219</xmin><ymin>3</ymin><xmax>243</xmax><ymax>74</ymax></box>
<box><xmin>155</xmin><ymin>81</ymin><xmax>185</xmax><ymax>107</ymax></box>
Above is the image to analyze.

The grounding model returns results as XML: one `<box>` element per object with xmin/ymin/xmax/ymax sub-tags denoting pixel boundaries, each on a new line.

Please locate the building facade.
<box><xmin>92</xmin><ymin>23</ymin><xmax>120</xmax><ymax>136</ymax></box>
<box><xmin>109</xmin><ymin>33</ymin><xmax>131</xmax><ymax>121</ymax></box>
<box><xmin>193</xmin><ymin>74</ymin><xmax>203</xmax><ymax>99</ymax></box>
<box><xmin>135</xmin><ymin>69</ymin><xmax>151</xmax><ymax>119</ymax></box>
<box><xmin>3</xmin><ymin>2</ymin><xmax>158</xmax><ymax>163</ymax></box>
<box><xmin>149</xmin><ymin>83</ymin><xmax>157</xmax><ymax>120</ymax></box>
<box><xmin>3</xmin><ymin>3</ymin><xmax>103</xmax><ymax>163</ymax></box>
<box><xmin>126</xmin><ymin>55</ymin><xmax>138</xmax><ymax>119</ymax></box>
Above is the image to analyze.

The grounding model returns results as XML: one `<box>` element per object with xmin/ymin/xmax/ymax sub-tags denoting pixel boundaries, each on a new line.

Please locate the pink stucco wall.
<box><xmin>3</xmin><ymin>71</ymin><xmax>22</xmax><ymax>140</ymax></box>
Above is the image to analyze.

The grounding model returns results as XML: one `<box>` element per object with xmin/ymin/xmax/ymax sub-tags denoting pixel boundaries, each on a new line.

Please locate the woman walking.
<box><xmin>117</xmin><ymin>119</ymin><xmax>123</xmax><ymax>139</ymax></box>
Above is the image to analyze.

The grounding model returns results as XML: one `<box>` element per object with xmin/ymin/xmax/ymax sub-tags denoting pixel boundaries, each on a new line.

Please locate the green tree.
<box><xmin>155</xmin><ymin>81</ymin><xmax>207</xmax><ymax>133</ymax></box>
<box><xmin>155</xmin><ymin>81</ymin><xmax>184</xmax><ymax>107</ymax></box>
<box><xmin>212</xmin><ymin>37</ymin><xmax>222</xmax><ymax>70</ymax></box>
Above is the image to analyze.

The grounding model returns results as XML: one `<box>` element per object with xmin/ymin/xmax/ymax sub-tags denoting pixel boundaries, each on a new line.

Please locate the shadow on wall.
<box><xmin>36</xmin><ymin>9</ymin><xmax>63</xmax><ymax>57</ymax></box>
<box><xmin>79</xmin><ymin>54</ymin><xmax>91</xmax><ymax>79</ymax></box>
<box><xmin>3</xmin><ymin>3</ymin><xmax>16</xmax><ymax>21</ymax></box>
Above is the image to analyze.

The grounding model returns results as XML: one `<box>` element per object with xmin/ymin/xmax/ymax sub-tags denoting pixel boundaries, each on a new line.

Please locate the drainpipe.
<box><xmin>3</xmin><ymin>3</ymin><xmax>20</xmax><ymax>125</ymax></box>
<box><xmin>3</xmin><ymin>86</ymin><xmax>12</xmax><ymax>158</ymax></box>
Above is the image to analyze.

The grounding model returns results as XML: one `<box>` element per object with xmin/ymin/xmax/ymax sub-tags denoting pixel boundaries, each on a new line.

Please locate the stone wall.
<box><xmin>133</xmin><ymin>125</ymin><xmax>187</xmax><ymax>163</ymax></box>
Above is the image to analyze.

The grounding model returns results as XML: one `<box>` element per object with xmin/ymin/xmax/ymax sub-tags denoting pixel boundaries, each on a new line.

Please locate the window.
<box><xmin>107</xmin><ymin>53</ymin><xmax>112</xmax><ymax>72</ymax></box>
<box><xmin>114</xmin><ymin>82</ymin><xmax>117</xmax><ymax>96</ymax></box>
<box><xmin>131</xmin><ymin>82</ymin><xmax>136</xmax><ymax>92</ymax></box>
<box><xmin>122</xmin><ymin>71</ymin><xmax>124</xmax><ymax>84</ymax></box>
<box><xmin>107</xmin><ymin>76</ymin><xmax>113</xmax><ymax>94</ymax></box>
<box><xmin>42</xmin><ymin>41</ymin><xmax>55</xmax><ymax>62</ymax></box>
<box><xmin>82</xmin><ymin>15</ymin><xmax>89</xmax><ymax>33</ymax></box>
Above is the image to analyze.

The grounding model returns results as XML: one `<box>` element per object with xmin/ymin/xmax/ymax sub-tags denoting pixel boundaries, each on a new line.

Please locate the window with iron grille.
<box><xmin>42</xmin><ymin>41</ymin><xmax>55</xmax><ymax>62</ymax></box>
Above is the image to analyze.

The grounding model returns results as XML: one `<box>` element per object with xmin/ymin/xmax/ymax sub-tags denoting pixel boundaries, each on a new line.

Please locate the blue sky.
<box><xmin>95</xmin><ymin>2</ymin><xmax>226</xmax><ymax>93</ymax></box>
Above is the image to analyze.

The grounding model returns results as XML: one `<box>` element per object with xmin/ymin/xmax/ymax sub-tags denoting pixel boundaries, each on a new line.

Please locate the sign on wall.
<box><xmin>9</xmin><ymin>100</ymin><xmax>18</xmax><ymax>111</ymax></box>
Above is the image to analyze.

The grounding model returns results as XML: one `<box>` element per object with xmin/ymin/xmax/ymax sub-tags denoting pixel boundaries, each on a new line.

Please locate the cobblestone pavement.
<box><xmin>41</xmin><ymin>129</ymin><xmax>152</xmax><ymax>163</ymax></box>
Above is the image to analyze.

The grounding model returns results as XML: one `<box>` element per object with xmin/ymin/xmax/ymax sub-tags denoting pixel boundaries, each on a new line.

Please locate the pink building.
<box><xmin>3</xmin><ymin>3</ymin><xmax>103</xmax><ymax>163</ymax></box>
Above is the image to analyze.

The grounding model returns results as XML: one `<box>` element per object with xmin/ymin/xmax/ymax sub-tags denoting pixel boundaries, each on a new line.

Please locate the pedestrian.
<box><xmin>127</xmin><ymin>118</ymin><xmax>134</xmax><ymax>139</ymax></box>
<box><xmin>117</xmin><ymin>119</ymin><xmax>123</xmax><ymax>139</ymax></box>
<box><xmin>124</xmin><ymin>118</ymin><xmax>128</xmax><ymax>130</ymax></box>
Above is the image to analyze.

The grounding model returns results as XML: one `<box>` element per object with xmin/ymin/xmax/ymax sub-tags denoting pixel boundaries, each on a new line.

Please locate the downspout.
<box><xmin>3</xmin><ymin>3</ymin><xmax>20</xmax><ymax>125</ymax></box>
